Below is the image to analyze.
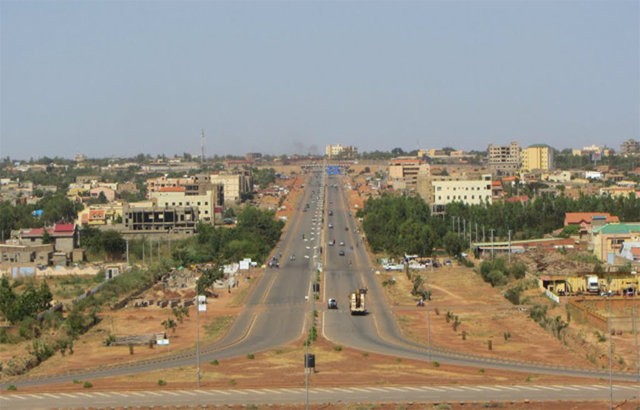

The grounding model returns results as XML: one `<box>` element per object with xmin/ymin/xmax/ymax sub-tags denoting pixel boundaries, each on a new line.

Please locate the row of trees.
<box><xmin>361</xmin><ymin>191</ymin><xmax>640</xmax><ymax>257</ymax></box>
<box><xmin>360</xmin><ymin>194</ymin><xmax>466</xmax><ymax>257</ymax></box>
<box><xmin>172</xmin><ymin>206</ymin><xmax>284</xmax><ymax>266</ymax></box>
<box><xmin>445</xmin><ymin>192</ymin><xmax>640</xmax><ymax>240</ymax></box>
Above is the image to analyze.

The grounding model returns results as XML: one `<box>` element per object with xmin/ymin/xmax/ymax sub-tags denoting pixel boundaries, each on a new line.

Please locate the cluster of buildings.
<box><xmin>384</xmin><ymin>140</ymin><xmax>640</xmax><ymax>214</ymax></box>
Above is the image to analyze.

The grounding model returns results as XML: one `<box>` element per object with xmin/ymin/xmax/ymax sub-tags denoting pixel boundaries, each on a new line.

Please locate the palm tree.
<box><xmin>161</xmin><ymin>318</ymin><xmax>177</xmax><ymax>333</ymax></box>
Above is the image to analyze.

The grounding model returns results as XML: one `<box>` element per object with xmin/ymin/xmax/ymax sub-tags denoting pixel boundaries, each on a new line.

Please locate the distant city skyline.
<box><xmin>1</xmin><ymin>0</ymin><xmax>638</xmax><ymax>159</ymax></box>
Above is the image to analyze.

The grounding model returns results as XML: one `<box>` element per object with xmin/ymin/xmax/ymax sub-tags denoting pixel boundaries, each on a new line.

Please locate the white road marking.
<box><xmin>385</xmin><ymin>387</ymin><xmax>406</xmax><ymax>392</ymax></box>
<box><xmin>440</xmin><ymin>386</ymin><xmax>465</xmax><ymax>392</ymax></box>
<box><xmin>76</xmin><ymin>392</ymin><xmax>94</xmax><ymax>397</ymax></box>
<box><xmin>228</xmin><ymin>390</ymin><xmax>249</xmax><ymax>395</ymax></box>
<box><xmin>59</xmin><ymin>393</ymin><xmax>77</xmax><ymax>398</ymax></box>
<box><xmin>163</xmin><ymin>391</ymin><xmax>181</xmax><ymax>396</ymax></box>
<box><xmin>312</xmin><ymin>388</ymin><xmax>335</xmax><ymax>393</ymax></box>
<box><xmin>572</xmin><ymin>385</ymin><xmax>599</xmax><ymax>391</ymax></box>
<box><xmin>483</xmin><ymin>386</ymin><xmax>509</xmax><ymax>391</ymax></box>
<box><xmin>244</xmin><ymin>389</ymin><xmax>266</xmax><ymax>395</ymax></box>
<box><xmin>127</xmin><ymin>391</ymin><xmax>147</xmax><ymax>397</ymax></box>
<box><xmin>459</xmin><ymin>386</ymin><xmax>483</xmax><ymax>392</ymax></box>
<box><xmin>202</xmin><ymin>390</ymin><xmax>231</xmax><ymax>396</ymax></box>
<box><xmin>615</xmin><ymin>385</ymin><xmax>640</xmax><ymax>390</ymax></box>
<box><xmin>145</xmin><ymin>391</ymin><xmax>162</xmax><ymax>396</ymax></box>
<box><xmin>93</xmin><ymin>392</ymin><xmax>111</xmax><ymax>397</ymax></box>
<box><xmin>535</xmin><ymin>386</ymin><xmax>561</xmax><ymax>391</ymax></box>
<box><xmin>362</xmin><ymin>387</ymin><xmax>388</xmax><ymax>392</ymax></box>
<box><xmin>558</xmin><ymin>386</ymin><xmax>580</xmax><ymax>391</ymax></box>
<box><xmin>176</xmin><ymin>390</ymin><xmax>198</xmax><ymax>396</ymax></box>
<box><xmin>418</xmin><ymin>386</ymin><xmax>445</xmax><ymax>392</ymax></box>
<box><xmin>0</xmin><ymin>396</ymin><xmax>9</xmax><ymax>400</ymax></box>
<box><xmin>41</xmin><ymin>393</ymin><xmax>60</xmax><ymax>399</ymax></box>
<box><xmin>516</xmin><ymin>386</ymin><xmax>542</xmax><ymax>391</ymax></box>
<box><xmin>261</xmin><ymin>389</ymin><xmax>283</xmax><ymax>394</ymax></box>
<box><xmin>333</xmin><ymin>387</ymin><xmax>354</xmax><ymax>393</ymax></box>
<box><xmin>402</xmin><ymin>387</ymin><xmax>424</xmax><ymax>392</ymax></box>
<box><xmin>349</xmin><ymin>387</ymin><xmax>371</xmax><ymax>393</ymax></box>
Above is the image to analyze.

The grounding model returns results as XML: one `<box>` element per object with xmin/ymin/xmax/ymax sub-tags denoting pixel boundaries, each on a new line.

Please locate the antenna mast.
<box><xmin>200</xmin><ymin>129</ymin><xmax>206</xmax><ymax>165</ymax></box>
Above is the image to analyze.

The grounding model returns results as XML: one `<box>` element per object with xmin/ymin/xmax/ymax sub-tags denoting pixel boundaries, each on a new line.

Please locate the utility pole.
<box><xmin>125</xmin><ymin>239</ymin><xmax>129</xmax><ymax>267</ymax></box>
<box><xmin>508</xmin><ymin>230</ymin><xmax>512</xmax><ymax>264</ymax></box>
<box><xmin>608</xmin><ymin>293</ymin><xmax>613</xmax><ymax>410</ymax></box>
<box><xmin>482</xmin><ymin>225</ymin><xmax>486</xmax><ymax>242</ymax></box>
<box><xmin>475</xmin><ymin>222</ymin><xmax>478</xmax><ymax>243</ymax></box>
<box><xmin>196</xmin><ymin>295</ymin><xmax>206</xmax><ymax>388</ymax></box>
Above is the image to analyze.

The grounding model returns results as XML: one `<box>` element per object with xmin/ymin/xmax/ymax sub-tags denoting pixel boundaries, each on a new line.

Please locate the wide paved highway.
<box><xmin>4</xmin><ymin>169</ymin><xmax>640</xmax><ymax>406</ymax></box>
<box><xmin>4</xmin><ymin>383</ymin><xmax>640</xmax><ymax>409</ymax></box>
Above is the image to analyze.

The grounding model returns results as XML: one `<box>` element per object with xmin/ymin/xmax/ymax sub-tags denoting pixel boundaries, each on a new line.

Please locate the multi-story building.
<box><xmin>487</xmin><ymin>142</ymin><xmax>521</xmax><ymax>175</ymax></box>
<box><xmin>621</xmin><ymin>139</ymin><xmax>640</xmax><ymax>156</ymax></box>
<box><xmin>198</xmin><ymin>173</ymin><xmax>251</xmax><ymax>205</ymax></box>
<box><xmin>77</xmin><ymin>203</ymin><xmax>124</xmax><ymax>226</ymax></box>
<box><xmin>592</xmin><ymin>223</ymin><xmax>640</xmax><ymax>262</ymax></box>
<box><xmin>11</xmin><ymin>224</ymin><xmax>78</xmax><ymax>263</ymax></box>
<box><xmin>418</xmin><ymin>174</ymin><xmax>492</xmax><ymax>212</ymax></box>
<box><xmin>388</xmin><ymin>157</ymin><xmax>430</xmax><ymax>192</ymax></box>
<box><xmin>520</xmin><ymin>145</ymin><xmax>554</xmax><ymax>172</ymax></box>
<box><xmin>123</xmin><ymin>203</ymin><xmax>198</xmax><ymax>233</ymax></box>
<box><xmin>325</xmin><ymin>144</ymin><xmax>358</xmax><ymax>159</ymax></box>
<box><xmin>149</xmin><ymin>186</ymin><xmax>223</xmax><ymax>224</ymax></box>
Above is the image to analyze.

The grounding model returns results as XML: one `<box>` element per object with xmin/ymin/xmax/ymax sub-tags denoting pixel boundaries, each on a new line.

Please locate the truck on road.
<box><xmin>586</xmin><ymin>275</ymin><xmax>599</xmax><ymax>293</ymax></box>
<box><xmin>349</xmin><ymin>289</ymin><xmax>366</xmax><ymax>315</ymax></box>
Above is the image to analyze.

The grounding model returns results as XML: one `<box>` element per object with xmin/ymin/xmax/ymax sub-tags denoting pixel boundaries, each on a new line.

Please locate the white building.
<box><xmin>325</xmin><ymin>144</ymin><xmax>358</xmax><ymax>159</ymax></box>
<box><xmin>430</xmin><ymin>174</ymin><xmax>493</xmax><ymax>207</ymax></box>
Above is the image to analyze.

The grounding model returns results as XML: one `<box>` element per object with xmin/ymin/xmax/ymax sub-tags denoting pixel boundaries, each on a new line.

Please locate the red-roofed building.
<box><xmin>564</xmin><ymin>212</ymin><xmax>619</xmax><ymax>239</ymax></box>
<box><xmin>16</xmin><ymin>223</ymin><xmax>78</xmax><ymax>259</ymax></box>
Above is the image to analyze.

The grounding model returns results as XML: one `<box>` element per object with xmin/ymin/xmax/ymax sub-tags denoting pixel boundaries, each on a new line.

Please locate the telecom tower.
<box><xmin>200</xmin><ymin>129</ymin><xmax>206</xmax><ymax>165</ymax></box>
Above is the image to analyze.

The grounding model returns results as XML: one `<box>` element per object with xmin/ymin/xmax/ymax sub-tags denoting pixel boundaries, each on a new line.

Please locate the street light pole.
<box><xmin>608</xmin><ymin>293</ymin><xmax>613</xmax><ymax>410</ymax></box>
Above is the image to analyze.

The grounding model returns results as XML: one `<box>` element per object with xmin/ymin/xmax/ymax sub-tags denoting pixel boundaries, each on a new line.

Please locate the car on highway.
<box><xmin>327</xmin><ymin>298</ymin><xmax>338</xmax><ymax>309</ymax></box>
<box><xmin>328</xmin><ymin>223</ymin><xmax>333</xmax><ymax>229</ymax></box>
<box><xmin>339</xmin><ymin>241</ymin><xmax>345</xmax><ymax>246</ymax></box>
<box><xmin>328</xmin><ymin>239</ymin><xmax>335</xmax><ymax>246</ymax></box>
<box><xmin>339</xmin><ymin>250</ymin><xmax>345</xmax><ymax>256</ymax></box>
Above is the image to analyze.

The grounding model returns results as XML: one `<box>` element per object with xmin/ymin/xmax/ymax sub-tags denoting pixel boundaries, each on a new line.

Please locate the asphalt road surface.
<box><xmin>3</xmin><ymin>383</ymin><xmax>639</xmax><ymax>409</ymax></box>
<box><xmin>4</xmin><ymin>168</ymin><xmax>640</xmax><ymax>408</ymax></box>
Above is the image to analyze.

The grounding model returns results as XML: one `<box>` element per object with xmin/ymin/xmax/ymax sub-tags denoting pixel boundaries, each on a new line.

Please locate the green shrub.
<box><xmin>7</xmin><ymin>384</ymin><xmax>17</xmax><ymax>391</ymax></box>
<box><xmin>83</xmin><ymin>381</ymin><xmax>93</xmax><ymax>388</ymax></box>
<box><xmin>157</xmin><ymin>379</ymin><xmax>167</xmax><ymax>386</ymax></box>
<box><xmin>210</xmin><ymin>359</ymin><xmax>219</xmax><ymax>365</ymax></box>
<box><xmin>247</xmin><ymin>353</ymin><xmax>255</xmax><ymax>360</ymax></box>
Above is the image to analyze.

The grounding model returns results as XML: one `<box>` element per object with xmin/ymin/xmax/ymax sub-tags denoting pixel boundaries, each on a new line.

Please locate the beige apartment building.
<box><xmin>388</xmin><ymin>158</ymin><xmax>430</xmax><ymax>192</ymax></box>
<box><xmin>149</xmin><ymin>187</ymin><xmax>223</xmax><ymax>224</ymax></box>
<box><xmin>520</xmin><ymin>145</ymin><xmax>554</xmax><ymax>172</ymax></box>
<box><xmin>199</xmin><ymin>173</ymin><xmax>251</xmax><ymax>205</ymax></box>
<box><xmin>487</xmin><ymin>142</ymin><xmax>521</xmax><ymax>175</ymax></box>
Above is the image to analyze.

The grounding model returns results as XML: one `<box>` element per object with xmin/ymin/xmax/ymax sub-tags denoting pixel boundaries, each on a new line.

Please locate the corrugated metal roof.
<box><xmin>593</xmin><ymin>223</ymin><xmax>640</xmax><ymax>235</ymax></box>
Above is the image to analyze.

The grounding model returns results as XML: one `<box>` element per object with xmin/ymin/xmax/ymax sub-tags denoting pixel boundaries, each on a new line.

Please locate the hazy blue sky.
<box><xmin>1</xmin><ymin>0</ymin><xmax>638</xmax><ymax>159</ymax></box>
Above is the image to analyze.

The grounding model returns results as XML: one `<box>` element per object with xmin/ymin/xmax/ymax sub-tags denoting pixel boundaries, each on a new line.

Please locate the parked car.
<box><xmin>327</xmin><ymin>298</ymin><xmax>338</xmax><ymax>309</ymax></box>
